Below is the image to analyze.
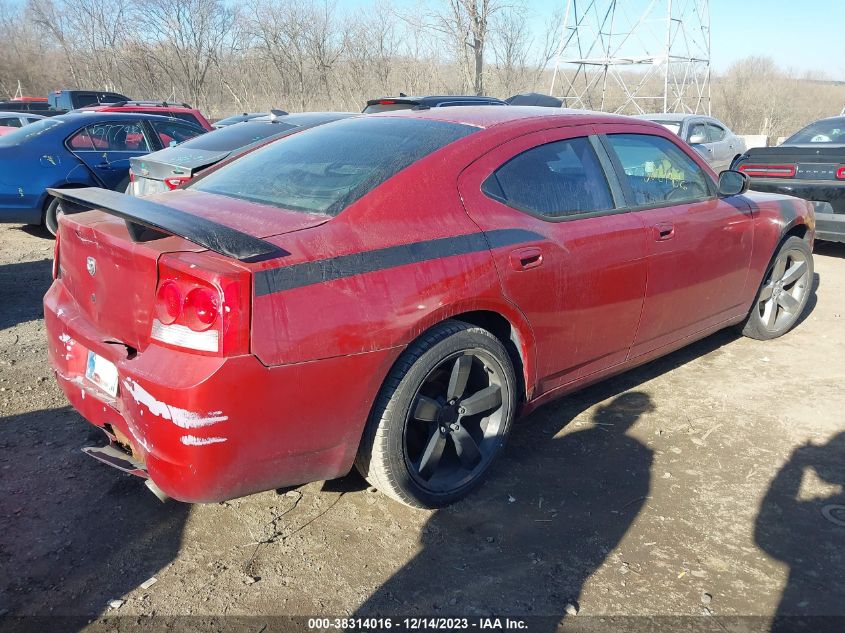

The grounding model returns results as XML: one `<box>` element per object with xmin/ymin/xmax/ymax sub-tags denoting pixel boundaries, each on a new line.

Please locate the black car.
<box><xmin>733</xmin><ymin>116</ymin><xmax>845</xmax><ymax>243</ymax></box>
<box><xmin>128</xmin><ymin>111</ymin><xmax>354</xmax><ymax>196</ymax></box>
<box><xmin>362</xmin><ymin>94</ymin><xmax>507</xmax><ymax>113</ymax></box>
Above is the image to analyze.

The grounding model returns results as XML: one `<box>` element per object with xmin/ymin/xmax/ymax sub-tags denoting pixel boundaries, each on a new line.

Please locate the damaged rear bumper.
<box><xmin>44</xmin><ymin>279</ymin><xmax>394</xmax><ymax>503</ymax></box>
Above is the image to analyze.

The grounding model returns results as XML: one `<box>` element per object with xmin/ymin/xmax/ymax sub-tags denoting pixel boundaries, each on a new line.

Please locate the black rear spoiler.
<box><xmin>47</xmin><ymin>187</ymin><xmax>285</xmax><ymax>261</ymax></box>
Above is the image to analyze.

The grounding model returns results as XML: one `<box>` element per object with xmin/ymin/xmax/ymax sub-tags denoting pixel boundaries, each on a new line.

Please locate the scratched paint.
<box><xmin>122</xmin><ymin>378</ymin><xmax>228</xmax><ymax>429</ymax></box>
<box><xmin>180</xmin><ymin>435</ymin><xmax>227</xmax><ymax>446</ymax></box>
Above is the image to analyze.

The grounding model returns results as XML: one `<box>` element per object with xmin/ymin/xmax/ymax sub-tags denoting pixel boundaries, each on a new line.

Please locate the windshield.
<box><xmin>176</xmin><ymin>120</ymin><xmax>297</xmax><ymax>152</ymax></box>
<box><xmin>651</xmin><ymin>121</ymin><xmax>682</xmax><ymax>135</ymax></box>
<box><xmin>192</xmin><ymin>116</ymin><xmax>476</xmax><ymax>216</ymax></box>
<box><xmin>785</xmin><ymin>118</ymin><xmax>845</xmax><ymax>144</ymax></box>
<box><xmin>0</xmin><ymin>117</ymin><xmax>64</xmax><ymax>146</ymax></box>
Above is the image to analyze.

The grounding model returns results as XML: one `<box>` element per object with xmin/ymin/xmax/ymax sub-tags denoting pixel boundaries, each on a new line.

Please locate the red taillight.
<box><xmin>155</xmin><ymin>280</ymin><xmax>183</xmax><ymax>325</ymax></box>
<box><xmin>164</xmin><ymin>176</ymin><xmax>191</xmax><ymax>190</ymax></box>
<box><xmin>379</xmin><ymin>99</ymin><xmax>396</xmax><ymax>105</ymax></box>
<box><xmin>738</xmin><ymin>164</ymin><xmax>796</xmax><ymax>178</ymax></box>
<box><xmin>152</xmin><ymin>254</ymin><xmax>250</xmax><ymax>355</ymax></box>
<box><xmin>183</xmin><ymin>287</ymin><xmax>219</xmax><ymax>331</ymax></box>
<box><xmin>836</xmin><ymin>166</ymin><xmax>845</xmax><ymax>180</ymax></box>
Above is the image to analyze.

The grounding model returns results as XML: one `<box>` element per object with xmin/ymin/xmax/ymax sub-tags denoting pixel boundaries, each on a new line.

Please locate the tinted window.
<box><xmin>482</xmin><ymin>137</ymin><xmax>614</xmax><ymax>218</ymax></box>
<box><xmin>69</xmin><ymin>122</ymin><xmax>150</xmax><ymax>152</ymax></box>
<box><xmin>0</xmin><ymin>117</ymin><xmax>21</xmax><ymax>127</ymax></box>
<box><xmin>167</xmin><ymin>112</ymin><xmax>203</xmax><ymax>127</ymax></box>
<box><xmin>606</xmin><ymin>133</ymin><xmax>712</xmax><ymax>205</ymax></box>
<box><xmin>785</xmin><ymin>118</ymin><xmax>845</xmax><ymax>144</ymax></box>
<box><xmin>0</xmin><ymin>117</ymin><xmax>64</xmax><ymax>146</ymax></box>
<box><xmin>179</xmin><ymin>120</ymin><xmax>295</xmax><ymax>152</ymax></box>
<box><xmin>192</xmin><ymin>117</ymin><xmax>476</xmax><ymax>216</ymax></box>
<box><xmin>707</xmin><ymin>123</ymin><xmax>726</xmax><ymax>142</ymax></box>
<box><xmin>362</xmin><ymin>102</ymin><xmax>415</xmax><ymax>113</ymax></box>
<box><xmin>149</xmin><ymin>120</ymin><xmax>204</xmax><ymax>147</ymax></box>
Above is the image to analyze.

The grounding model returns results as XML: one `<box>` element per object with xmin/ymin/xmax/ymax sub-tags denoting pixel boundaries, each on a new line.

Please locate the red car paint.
<box><xmin>44</xmin><ymin>107</ymin><xmax>814</xmax><ymax>503</ymax></box>
<box><xmin>78</xmin><ymin>104</ymin><xmax>214</xmax><ymax>131</ymax></box>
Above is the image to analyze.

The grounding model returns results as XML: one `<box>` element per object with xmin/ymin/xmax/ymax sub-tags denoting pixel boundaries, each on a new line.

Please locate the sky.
<box><xmin>366</xmin><ymin>0</ymin><xmax>844</xmax><ymax>81</ymax></box>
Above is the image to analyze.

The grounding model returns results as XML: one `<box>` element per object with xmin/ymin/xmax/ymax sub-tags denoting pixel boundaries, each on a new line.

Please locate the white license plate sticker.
<box><xmin>85</xmin><ymin>351</ymin><xmax>119</xmax><ymax>397</ymax></box>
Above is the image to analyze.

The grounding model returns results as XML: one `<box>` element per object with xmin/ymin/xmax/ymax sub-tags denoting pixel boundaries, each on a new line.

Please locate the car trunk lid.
<box><xmin>52</xmin><ymin>188</ymin><xmax>328</xmax><ymax>350</ymax></box>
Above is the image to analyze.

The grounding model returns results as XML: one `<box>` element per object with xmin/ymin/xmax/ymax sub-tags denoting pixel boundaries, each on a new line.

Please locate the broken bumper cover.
<box><xmin>44</xmin><ymin>280</ymin><xmax>393</xmax><ymax>503</ymax></box>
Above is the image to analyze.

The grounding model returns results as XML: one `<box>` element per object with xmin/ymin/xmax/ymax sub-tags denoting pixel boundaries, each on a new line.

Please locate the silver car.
<box><xmin>0</xmin><ymin>111</ymin><xmax>48</xmax><ymax>128</ymax></box>
<box><xmin>635</xmin><ymin>113</ymin><xmax>746</xmax><ymax>172</ymax></box>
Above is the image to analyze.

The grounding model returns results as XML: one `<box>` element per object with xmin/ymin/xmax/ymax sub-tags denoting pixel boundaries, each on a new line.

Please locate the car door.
<box><xmin>705</xmin><ymin>122</ymin><xmax>733</xmax><ymax>171</ymax></box>
<box><xmin>596</xmin><ymin>127</ymin><xmax>754</xmax><ymax>358</ymax></box>
<box><xmin>458</xmin><ymin>126</ymin><xmax>649</xmax><ymax>393</ymax></box>
<box><xmin>686</xmin><ymin>120</ymin><xmax>717</xmax><ymax>168</ymax></box>
<box><xmin>66</xmin><ymin>120</ymin><xmax>153</xmax><ymax>190</ymax></box>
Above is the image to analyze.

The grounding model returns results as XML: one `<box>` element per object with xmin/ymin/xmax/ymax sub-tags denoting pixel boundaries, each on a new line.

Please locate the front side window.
<box><xmin>482</xmin><ymin>136</ymin><xmax>614</xmax><ymax>218</ymax></box>
<box><xmin>606</xmin><ymin>133</ymin><xmax>712</xmax><ymax>206</ymax></box>
<box><xmin>192</xmin><ymin>117</ymin><xmax>476</xmax><ymax>216</ymax></box>
<box><xmin>68</xmin><ymin>121</ymin><xmax>150</xmax><ymax>152</ymax></box>
<box><xmin>687</xmin><ymin>122</ymin><xmax>708</xmax><ymax>143</ymax></box>
<box><xmin>149</xmin><ymin>120</ymin><xmax>204</xmax><ymax>147</ymax></box>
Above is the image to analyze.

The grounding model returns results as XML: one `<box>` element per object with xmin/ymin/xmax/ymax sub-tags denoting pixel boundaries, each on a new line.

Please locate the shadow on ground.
<box><xmin>0</xmin><ymin>407</ymin><xmax>189</xmax><ymax>618</ymax></box>
<box><xmin>355</xmin><ymin>330</ymin><xmax>740</xmax><ymax>627</ymax></box>
<box><xmin>755</xmin><ymin>431</ymin><xmax>845</xmax><ymax>628</ymax></box>
<box><xmin>0</xmin><ymin>259</ymin><xmax>52</xmax><ymax>331</ymax></box>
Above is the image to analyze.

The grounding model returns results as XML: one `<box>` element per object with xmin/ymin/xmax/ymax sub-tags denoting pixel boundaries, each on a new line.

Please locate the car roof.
<box><xmin>53</xmin><ymin>111</ymin><xmax>206</xmax><ymax>125</ymax></box>
<box><xmin>634</xmin><ymin>113</ymin><xmax>726</xmax><ymax>124</ymax></box>
<box><xmin>367</xmin><ymin>95</ymin><xmax>506</xmax><ymax>105</ymax></box>
<box><xmin>0</xmin><ymin>111</ymin><xmax>46</xmax><ymax>117</ymax></box>
<box><xmin>370</xmin><ymin>105</ymin><xmax>641</xmax><ymax>130</ymax></box>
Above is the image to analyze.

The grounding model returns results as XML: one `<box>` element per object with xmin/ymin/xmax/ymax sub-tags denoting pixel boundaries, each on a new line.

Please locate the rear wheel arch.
<box><xmin>42</xmin><ymin>182</ymin><xmax>90</xmax><ymax>235</ymax></box>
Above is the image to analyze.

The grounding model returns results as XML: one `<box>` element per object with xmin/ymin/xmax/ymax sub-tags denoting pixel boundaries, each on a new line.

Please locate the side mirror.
<box><xmin>718</xmin><ymin>170</ymin><xmax>749</xmax><ymax>197</ymax></box>
<box><xmin>688</xmin><ymin>133</ymin><xmax>707</xmax><ymax>145</ymax></box>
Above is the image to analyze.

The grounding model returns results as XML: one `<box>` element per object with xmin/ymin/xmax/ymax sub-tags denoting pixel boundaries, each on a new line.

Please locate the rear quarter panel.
<box><xmin>742</xmin><ymin>191</ymin><xmax>815</xmax><ymax>305</ymax></box>
<box><xmin>247</xmin><ymin>150</ymin><xmax>523</xmax><ymax>367</ymax></box>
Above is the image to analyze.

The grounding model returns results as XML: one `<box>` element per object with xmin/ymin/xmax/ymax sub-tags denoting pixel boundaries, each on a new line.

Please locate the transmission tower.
<box><xmin>549</xmin><ymin>0</ymin><xmax>711</xmax><ymax>115</ymax></box>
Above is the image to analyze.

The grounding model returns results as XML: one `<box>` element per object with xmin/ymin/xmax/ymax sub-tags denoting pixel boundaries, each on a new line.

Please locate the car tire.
<box><xmin>355</xmin><ymin>320</ymin><xmax>517</xmax><ymax>508</ymax></box>
<box><xmin>740</xmin><ymin>236</ymin><xmax>814</xmax><ymax>340</ymax></box>
<box><xmin>44</xmin><ymin>196</ymin><xmax>64</xmax><ymax>237</ymax></box>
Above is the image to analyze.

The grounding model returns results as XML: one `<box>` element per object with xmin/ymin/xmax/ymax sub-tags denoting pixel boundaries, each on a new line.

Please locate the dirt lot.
<box><xmin>1</xmin><ymin>223</ymin><xmax>844</xmax><ymax>630</ymax></box>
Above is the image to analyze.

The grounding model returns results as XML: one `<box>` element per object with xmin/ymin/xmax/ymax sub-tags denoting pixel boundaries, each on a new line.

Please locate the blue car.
<box><xmin>0</xmin><ymin>111</ymin><xmax>205</xmax><ymax>234</ymax></box>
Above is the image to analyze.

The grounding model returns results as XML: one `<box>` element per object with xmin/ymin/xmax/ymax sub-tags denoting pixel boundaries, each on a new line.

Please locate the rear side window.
<box><xmin>606</xmin><ymin>133</ymin><xmax>712</xmax><ymax>206</ymax></box>
<box><xmin>0</xmin><ymin>117</ymin><xmax>22</xmax><ymax>127</ymax></box>
<box><xmin>179</xmin><ymin>120</ymin><xmax>295</xmax><ymax>152</ymax></box>
<box><xmin>69</xmin><ymin>122</ymin><xmax>151</xmax><ymax>152</ymax></box>
<box><xmin>149</xmin><ymin>120</ymin><xmax>204</xmax><ymax>147</ymax></box>
<box><xmin>482</xmin><ymin>137</ymin><xmax>614</xmax><ymax>218</ymax></box>
<box><xmin>192</xmin><ymin>117</ymin><xmax>476</xmax><ymax>216</ymax></box>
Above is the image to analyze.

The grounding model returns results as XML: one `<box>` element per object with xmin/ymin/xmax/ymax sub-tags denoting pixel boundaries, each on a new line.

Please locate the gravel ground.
<box><xmin>0</xmin><ymin>223</ymin><xmax>843</xmax><ymax>630</ymax></box>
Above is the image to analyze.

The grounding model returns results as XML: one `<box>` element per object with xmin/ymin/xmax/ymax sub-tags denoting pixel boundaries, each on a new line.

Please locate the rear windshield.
<box><xmin>177</xmin><ymin>120</ymin><xmax>296</xmax><ymax>152</ymax></box>
<box><xmin>0</xmin><ymin>117</ymin><xmax>64</xmax><ymax>146</ymax></box>
<box><xmin>651</xmin><ymin>120</ymin><xmax>682</xmax><ymax>135</ymax></box>
<box><xmin>191</xmin><ymin>117</ymin><xmax>476</xmax><ymax>216</ymax></box>
<box><xmin>785</xmin><ymin>118</ymin><xmax>845</xmax><ymax>144</ymax></box>
<box><xmin>363</xmin><ymin>102</ymin><xmax>416</xmax><ymax>114</ymax></box>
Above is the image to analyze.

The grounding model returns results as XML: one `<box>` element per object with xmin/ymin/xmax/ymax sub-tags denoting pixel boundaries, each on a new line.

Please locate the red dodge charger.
<box><xmin>44</xmin><ymin>107</ymin><xmax>815</xmax><ymax>508</ymax></box>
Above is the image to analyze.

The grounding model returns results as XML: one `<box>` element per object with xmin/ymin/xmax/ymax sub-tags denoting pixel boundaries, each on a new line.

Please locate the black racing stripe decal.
<box><xmin>254</xmin><ymin>228</ymin><xmax>543</xmax><ymax>296</ymax></box>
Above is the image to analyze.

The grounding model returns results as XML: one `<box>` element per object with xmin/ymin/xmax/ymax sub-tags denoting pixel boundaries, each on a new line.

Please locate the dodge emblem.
<box><xmin>86</xmin><ymin>256</ymin><xmax>96</xmax><ymax>277</ymax></box>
